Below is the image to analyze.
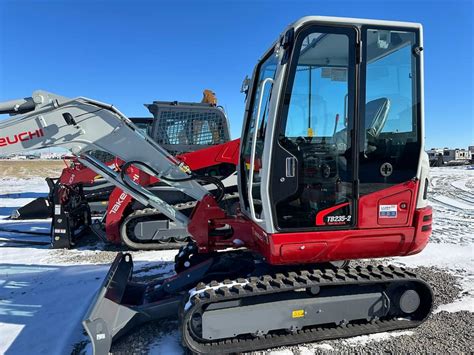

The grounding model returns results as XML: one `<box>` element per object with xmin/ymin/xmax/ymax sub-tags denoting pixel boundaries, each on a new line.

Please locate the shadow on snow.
<box><xmin>0</xmin><ymin>259</ymin><xmax>176</xmax><ymax>354</ymax></box>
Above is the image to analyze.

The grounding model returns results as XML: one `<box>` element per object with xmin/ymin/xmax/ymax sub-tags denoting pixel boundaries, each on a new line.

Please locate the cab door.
<box><xmin>269</xmin><ymin>25</ymin><xmax>358</xmax><ymax>231</ymax></box>
<box><xmin>239</xmin><ymin>50</ymin><xmax>279</xmax><ymax>224</ymax></box>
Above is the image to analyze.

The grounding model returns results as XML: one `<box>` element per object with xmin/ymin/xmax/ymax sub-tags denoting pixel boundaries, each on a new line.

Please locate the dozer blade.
<box><xmin>11</xmin><ymin>197</ymin><xmax>51</xmax><ymax>219</ymax></box>
<box><xmin>83</xmin><ymin>253</ymin><xmax>135</xmax><ymax>354</ymax></box>
<box><xmin>83</xmin><ymin>252</ymin><xmax>183</xmax><ymax>355</ymax></box>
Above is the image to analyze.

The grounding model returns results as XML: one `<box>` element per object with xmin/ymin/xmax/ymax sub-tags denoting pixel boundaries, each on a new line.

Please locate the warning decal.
<box><xmin>379</xmin><ymin>204</ymin><xmax>397</xmax><ymax>218</ymax></box>
<box><xmin>292</xmin><ymin>309</ymin><xmax>305</xmax><ymax>318</ymax></box>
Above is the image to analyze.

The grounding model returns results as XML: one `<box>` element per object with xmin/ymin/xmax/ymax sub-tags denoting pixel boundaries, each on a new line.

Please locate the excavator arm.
<box><xmin>0</xmin><ymin>90</ymin><xmax>211</xmax><ymax>227</ymax></box>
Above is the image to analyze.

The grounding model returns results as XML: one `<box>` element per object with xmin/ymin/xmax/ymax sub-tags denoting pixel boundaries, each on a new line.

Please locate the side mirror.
<box><xmin>240</xmin><ymin>75</ymin><xmax>251</xmax><ymax>95</ymax></box>
<box><xmin>377</xmin><ymin>30</ymin><xmax>391</xmax><ymax>49</ymax></box>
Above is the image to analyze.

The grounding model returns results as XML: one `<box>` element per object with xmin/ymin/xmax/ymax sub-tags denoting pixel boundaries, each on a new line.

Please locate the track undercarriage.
<box><xmin>117</xmin><ymin>191</ymin><xmax>239</xmax><ymax>250</ymax></box>
<box><xmin>83</xmin><ymin>251</ymin><xmax>433</xmax><ymax>354</ymax></box>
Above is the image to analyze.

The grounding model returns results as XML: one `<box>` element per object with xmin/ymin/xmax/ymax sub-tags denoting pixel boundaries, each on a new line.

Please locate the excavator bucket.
<box><xmin>83</xmin><ymin>253</ymin><xmax>182</xmax><ymax>354</ymax></box>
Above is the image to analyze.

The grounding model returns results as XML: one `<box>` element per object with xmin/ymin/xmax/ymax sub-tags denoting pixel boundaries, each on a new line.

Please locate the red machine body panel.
<box><xmin>177</xmin><ymin>139</ymin><xmax>240</xmax><ymax>169</ymax></box>
<box><xmin>190</xmin><ymin>180</ymin><xmax>432</xmax><ymax>266</ymax></box>
<box><xmin>358</xmin><ymin>180</ymin><xmax>418</xmax><ymax>228</ymax></box>
<box><xmin>253</xmin><ymin>208</ymin><xmax>431</xmax><ymax>266</ymax></box>
<box><xmin>58</xmin><ymin>156</ymin><xmax>121</xmax><ymax>185</ymax></box>
<box><xmin>105</xmin><ymin>165</ymin><xmax>147</xmax><ymax>243</ymax></box>
<box><xmin>105</xmin><ymin>139</ymin><xmax>240</xmax><ymax>244</ymax></box>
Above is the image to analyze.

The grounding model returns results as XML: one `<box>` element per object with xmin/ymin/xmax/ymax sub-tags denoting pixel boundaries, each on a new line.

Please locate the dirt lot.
<box><xmin>0</xmin><ymin>159</ymin><xmax>65</xmax><ymax>178</ymax></box>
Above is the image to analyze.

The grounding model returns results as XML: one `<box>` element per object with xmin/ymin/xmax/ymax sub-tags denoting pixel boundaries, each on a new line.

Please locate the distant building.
<box><xmin>427</xmin><ymin>148</ymin><xmax>443</xmax><ymax>157</ymax></box>
<box><xmin>443</xmin><ymin>148</ymin><xmax>471</xmax><ymax>163</ymax></box>
<box><xmin>4</xmin><ymin>153</ymin><xmax>40</xmax><ymax>160</ymax></box>
<box><xmin>40</xmin><ymin>152</ymin><xmax>62</xmax><ymax>160</ymax></box>
<box><xmin>427</xmin><ymin>148</ymin><xmax>444</xmax><ymax>166</ymax></box>
<box><xmin>427</xmin><ymin>147</ymin><xmax>472</xmax><ymax>166</ymax></box>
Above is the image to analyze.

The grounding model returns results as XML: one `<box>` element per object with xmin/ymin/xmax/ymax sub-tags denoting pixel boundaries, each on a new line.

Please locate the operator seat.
<box><xmin>333</xmin><ymin>97</ymin><xmax>390</xmax><ymax>184</ymax></box>
<box><xmin>333</xmin><ymin>97</ymin><xmax>390</xmax><ymax>152</ymax></box>
<box><xmin>363</xmin><ymin>97</ymin><xmax>390</xmax><ymax>155</ymax></box>
<box><xmin>365</xmin><ymin>97</ymin><xmax>390</xmax><ymax>139</ymax></box>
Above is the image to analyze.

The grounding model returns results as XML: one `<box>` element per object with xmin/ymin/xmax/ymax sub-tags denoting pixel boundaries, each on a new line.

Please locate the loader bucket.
<box><xmin>11</xmin><ymin>177</ymin><xmax>56</xmax><ymax>220</ymax></box>
<box><xmin>83</xmin><ymin>252</ymin><xmax>182</xmax><ymax>355</ymax></box>
<box><xmin>11</xmin><ymin>197</ymin><xmax>51</xmax><ymax>219</ymax></box>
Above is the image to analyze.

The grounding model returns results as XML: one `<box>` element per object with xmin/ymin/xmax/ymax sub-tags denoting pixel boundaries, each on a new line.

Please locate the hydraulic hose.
<box><xmin>119</xmin><ymin>160</ymin><xmax>226</xmax><ymax>202</ymax></box>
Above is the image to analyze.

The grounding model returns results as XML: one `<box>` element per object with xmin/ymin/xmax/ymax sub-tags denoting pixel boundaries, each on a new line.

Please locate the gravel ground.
<box><xmin>269</xmin><ymin>311</ymin><xmax>473</xmax><ymax>354</ymax></box>
<box><xmin>112</xmin><ymin>320</ymin><xmax>180</xmax><ymax>355</ymax></box>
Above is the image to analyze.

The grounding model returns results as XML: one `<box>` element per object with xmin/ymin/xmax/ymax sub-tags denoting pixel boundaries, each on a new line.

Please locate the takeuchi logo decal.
<box><xmin>0</xmin><ymin>129</ymin><xmax>44</xmax><ymax>147</ymax></box>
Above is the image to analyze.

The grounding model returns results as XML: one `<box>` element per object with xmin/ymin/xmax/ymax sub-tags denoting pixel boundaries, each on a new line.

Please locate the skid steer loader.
<box><xmin>0</xmin><ymin>16</ymin><xmax>433</xmax><ymax>354</ymax></box>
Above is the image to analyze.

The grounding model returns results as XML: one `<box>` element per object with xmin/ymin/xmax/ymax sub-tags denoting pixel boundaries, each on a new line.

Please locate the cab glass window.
<box><xmin>272</xmin><ymin>30</ymin><xmax>355</xmax><ymax>230</ymax></box>
<box><xmin>359</xmin><ymin>29</ymin><xmax>420</xmax><ymax>194</ymax></box>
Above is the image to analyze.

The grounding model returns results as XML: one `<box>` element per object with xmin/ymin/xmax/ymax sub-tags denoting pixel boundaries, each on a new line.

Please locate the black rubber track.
<box><xmin>120</xmin><ymin>206</ymin><xmax>192</xmax><ymax>250</ymax></box>
<box><xmin>120</xmin><ymin>193</ymin><xmax>240</xmax><ymax>250</ymax></box>
<box><xmin>181</xmin><ymin>265</ymin><xmax>433</xmax><ymax>354</ymax></box>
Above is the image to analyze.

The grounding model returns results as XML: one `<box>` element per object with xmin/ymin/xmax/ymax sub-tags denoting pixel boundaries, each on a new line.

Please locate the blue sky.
<box><xmin>0</xmin><ymin>0</ymin><xmax>472</xmax><ymax>149</ymax></box>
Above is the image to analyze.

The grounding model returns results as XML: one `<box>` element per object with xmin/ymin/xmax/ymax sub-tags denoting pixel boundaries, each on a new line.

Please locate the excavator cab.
<box><xmin>239</xmin><ymin>18</ymin><xmax>428</xmax><ymax>240</ymax></box>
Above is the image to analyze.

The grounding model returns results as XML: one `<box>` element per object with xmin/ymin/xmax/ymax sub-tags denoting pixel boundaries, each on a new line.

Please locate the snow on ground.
<box><xmin>0</xmin><ymin>177</ymin><xmax>178</xmax><ymax>354</ymax></box>
<box><xmin>0</xmin><ymin>178</ymin><xmax>49</xmax><ymax>194</ymax></box>
<box><xmin>394</xmin><ymin>166</ymin><xmax>474</xmax><ymax>314</ymax></box>
<box><xmin>0</xmin><ymin>178</ymin><xmax>49</xmax><ymax>218</ymax></box>
<box><xmin>0</xmin><ymin>166</ymin><xmax>473</xmax><ymax>354</ymax></box>
<box><xmin>393</xmin><ymin>243</ymin><xmax>473</xmax><ymax>313</ymax></box>
<box><xmin>0</xmin><ymin>249</ymin><xmax>108</xmax><ymax>354</ymax></box>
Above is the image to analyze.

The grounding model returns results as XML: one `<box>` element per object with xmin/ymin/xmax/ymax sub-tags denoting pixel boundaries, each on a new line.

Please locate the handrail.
<box><xmin>248</xmin><ymin>78</ymin><xmax>273</xmax><ymax>223</ymax></box>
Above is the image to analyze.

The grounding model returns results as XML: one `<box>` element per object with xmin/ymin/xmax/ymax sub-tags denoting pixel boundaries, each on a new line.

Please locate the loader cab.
<box><xmin>147</xmin><ymin>101</ymin><xmax>231</xmax><ymax>156</ymax></box>
<box><xmin>239</xmin><ymin>17</ymin><xmax>423</xmax><ymax>233</ymax></box>
<box><xmin>130</xmin><ymin>117</ymin><xmax>154</xmax><ymax>136</ymax></box>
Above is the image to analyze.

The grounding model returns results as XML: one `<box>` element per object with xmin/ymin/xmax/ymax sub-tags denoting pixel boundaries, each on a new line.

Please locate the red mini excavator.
<box><xmin>0</xmin><ymin>16</ymin><xmax>433</xmax><ymax>354</ymax></box>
